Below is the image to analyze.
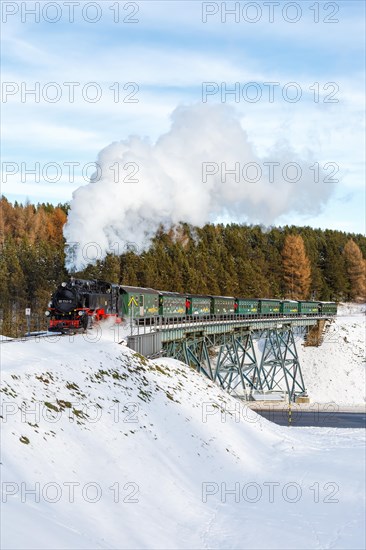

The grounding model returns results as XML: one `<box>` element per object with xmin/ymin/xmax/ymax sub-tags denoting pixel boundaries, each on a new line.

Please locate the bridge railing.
<box><xmin>127</xmin><ymin>313</ymin><xmax>332</xmax><ymax>337</ymax></box>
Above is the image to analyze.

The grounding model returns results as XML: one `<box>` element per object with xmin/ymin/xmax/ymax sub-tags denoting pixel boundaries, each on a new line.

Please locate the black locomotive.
<box><xmin>46</xmin><ymin>278</ymin><xmax>122</xmax><ymax>331</ymax></box>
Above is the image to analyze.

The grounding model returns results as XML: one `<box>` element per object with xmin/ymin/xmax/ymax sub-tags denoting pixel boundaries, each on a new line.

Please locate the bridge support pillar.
<box><xmin>213</xmin><ymin>333</ymin><xmax>260</xmax><ymax>398</ymax></box>
<box><xmin>305</xmin><ymin>319</ymin><xmax>329</xmax><ymax>346</ymax></box>
<box><xmin>161</xmin><ymin>325</ymin><xmax>307</xmax><ymax>402</ymax></box>
<box><xmin>258</xmin><ymin>327</ymin><xmax>306</xmax><ymax>402</ymax></box>
<box><xmin>182</xmin><ymin>338</ymin><xmax>214</xmax><ymax>379</ymax></box>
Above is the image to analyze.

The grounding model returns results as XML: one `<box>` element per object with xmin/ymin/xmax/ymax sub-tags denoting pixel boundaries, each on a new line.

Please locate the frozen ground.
<box><xmin>0</xmin><ymin>319</ymin><xmax>365</xmax><ymax>550</ymax></box>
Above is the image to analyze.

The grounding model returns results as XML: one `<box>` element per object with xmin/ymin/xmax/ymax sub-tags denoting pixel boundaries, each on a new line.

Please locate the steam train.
<box><xmin>46</xmin><ymin>278</ymin><xmax>337</xmax><ymax>333</ymax></box>
<box><xmin>46</xmin><ymin>279</ymin><xmax>122</xmax><ymax>331</ymax></box>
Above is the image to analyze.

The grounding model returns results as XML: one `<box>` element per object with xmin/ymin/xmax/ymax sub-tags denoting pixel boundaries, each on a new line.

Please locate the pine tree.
<box><xmin>282</xmin><ymin>235</ymin><xmax>311</xmax><ymax>299</ymax></box>
<box><xmin>343</xmin><ymin>239</ymin><xmax>366</xmax><ymax>301</ymax></box>
<box><xmin>322</xmin><ymin>234</ymin><xmax>348</xmax><ymax>301</ymax></box>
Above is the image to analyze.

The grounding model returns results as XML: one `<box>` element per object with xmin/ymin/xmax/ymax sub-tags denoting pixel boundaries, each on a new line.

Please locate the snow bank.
<box><xmin>1</xmin><ymin>329</ymin><xmax>365</xmax><ymax>549</ymax></box>
<box><xmin>337</xmin><ymin>302</ymin><xmax>366</xmax><ymax>316</ymax></box>
<box><xmin>298</xmin><ymin>307</ymin><xmax>366</xmax><ymax>405</ymax></box>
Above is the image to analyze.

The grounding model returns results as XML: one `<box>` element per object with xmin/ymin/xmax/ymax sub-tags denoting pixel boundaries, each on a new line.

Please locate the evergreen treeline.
<box><xmin>1</xmin><ymin>196</ymin><xmax>365</xmax><ymax>336</ymax></box>
<box><xmin>80</xmin><ymin>223</ymin><xmax>366</xmax><ymax>301</ymax></box>
<box><xmin>0</xmin><ymin>197</ymin><xmax>68</xmax><ymax>335</ymax></box>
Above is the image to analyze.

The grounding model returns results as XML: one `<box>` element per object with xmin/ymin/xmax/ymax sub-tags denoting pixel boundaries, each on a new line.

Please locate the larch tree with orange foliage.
<box><xmin>343</xmin><ymin>239</ymin><xmax>366</xmax><ymax>301</ymax></box>
<box><xmin>282</xmin><ymin>235</ymin><xmax>311</xmax><ymax>299</ymax></box>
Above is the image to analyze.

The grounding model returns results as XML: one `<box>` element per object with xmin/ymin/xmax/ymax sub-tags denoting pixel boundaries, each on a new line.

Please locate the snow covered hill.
<box><xmin>1</xmin><ymin>325</ymin><xmax>365</xmax><ymax>549</ymax></box>
<box><xmin>298</xmin><ymin>303</ymin><xmax>366</xmax><ymax>405</ymax></box>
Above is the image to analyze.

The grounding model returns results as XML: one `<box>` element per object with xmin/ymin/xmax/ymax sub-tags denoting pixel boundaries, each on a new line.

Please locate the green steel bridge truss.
<box><xmin>128</xmin><ymin>316</ymin><xmax>329</xmax><ymax>402</ymax></box>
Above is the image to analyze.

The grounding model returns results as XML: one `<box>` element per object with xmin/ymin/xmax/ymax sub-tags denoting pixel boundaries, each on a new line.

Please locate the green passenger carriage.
<box><xmin>210</xmin><ymin>296</ymin><xmax>236</xmax><ymax>316</ymax></box>
<box><xmin>186</xmin><ymin>295</ymin><xmax>211</xmax><ymax>316</ymax></box>
<box><xmin>319</xmin><ymin>301</ymin><xmax>337</xmax><ymax>315</ymax></box>
<box><xmin>259</xmin><ymin>299</ymin><xmax>281</xmax><ymax>315</ymax></box>
<box><xmin>298</xmin><ymin>301</ymin><xmax>319</xmax><ymax>315</ymax></box>
<box><xmin>281</xmin><ymin>300</ymin><xmax>299</xmax><ymax>315</ymax></box>
<box><xmin>158</xmin><ymin>292</ymin><xmax>186</xmax><ymax>318</ymax></box>
<box><xmin>120</xmin><ymin>286</ymin><xmax>159</xmax><ymax>318</ymax></box>
<box><xmin>235</xmin><ymin>298</ymin><xmax>259</xmax><ymax>315</ymax></box>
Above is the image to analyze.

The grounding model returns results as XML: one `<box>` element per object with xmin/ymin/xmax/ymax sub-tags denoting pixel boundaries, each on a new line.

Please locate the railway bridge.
<box><xmin>127</xmin><ymin>316</ymin><xmax>332</xmax><ymax>402</ymax></box>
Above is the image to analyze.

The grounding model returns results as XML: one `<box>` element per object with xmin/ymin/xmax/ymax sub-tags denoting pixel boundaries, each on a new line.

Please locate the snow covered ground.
<box><xmin>1</xmin><ymin>318</ymin><xmax>365</xmax><ymax>550</ymax></box>
<box><xmin>298</xmin><ymin>303</ymin><xmax>365</xmax><ymax>406</ymax></box>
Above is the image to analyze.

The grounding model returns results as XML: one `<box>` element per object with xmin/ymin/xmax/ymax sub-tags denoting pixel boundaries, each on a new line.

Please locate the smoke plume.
<box><xmin>64</xmin><ymin>103</ymin><xmax>334</xmax><ymax>270</ymax></box>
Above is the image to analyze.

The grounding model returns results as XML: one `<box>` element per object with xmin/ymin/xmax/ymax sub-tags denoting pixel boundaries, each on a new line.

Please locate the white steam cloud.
<box><xmin>64</xmin><ymin>103</ymin><xmax>334</xmax><ymax>270</ymax></box>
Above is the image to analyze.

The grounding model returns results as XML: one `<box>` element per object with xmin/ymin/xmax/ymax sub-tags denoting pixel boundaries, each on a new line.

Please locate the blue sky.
<box><xmin>1</xmin><ymin>0</ymin><xmax>365</xmax><ymax>234</ymax></box>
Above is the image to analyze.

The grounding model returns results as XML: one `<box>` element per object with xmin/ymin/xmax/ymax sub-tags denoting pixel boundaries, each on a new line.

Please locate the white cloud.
<box><xmin>1</xmin><ymin>0</ymin><xmax>364</xmax><ymax>235</ymax></box>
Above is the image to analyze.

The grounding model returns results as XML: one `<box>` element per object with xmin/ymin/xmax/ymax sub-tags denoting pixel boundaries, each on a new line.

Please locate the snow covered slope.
<box><xmin>298</xmin><ymin>304</ymin><xmax>366</xmax><ymax>405</ymax></box>
<box><xmin>1</xmin><ymin>327</ymin><xmax>365</xmax><ymax>549</ymax></box>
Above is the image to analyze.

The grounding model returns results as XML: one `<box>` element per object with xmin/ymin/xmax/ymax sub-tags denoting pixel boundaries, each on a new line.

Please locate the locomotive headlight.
<box><xmin>78</xmin><ymin>311</ymin><xmax>84</xmax><ymax>316</ymax></box>
<box><xmin>45</xmin><ymin>311</ymin><xmax>50</xmax><ymax>316</ymax></box>
<box><xmin>61</xmin><ymin>282</ymin><xmax>67</xmax><ymax>287</ymax></box>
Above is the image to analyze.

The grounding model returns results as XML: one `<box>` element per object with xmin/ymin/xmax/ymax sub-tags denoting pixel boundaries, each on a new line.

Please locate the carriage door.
<box><xmin>139</xmin><ymin>294</ymin><xmax>144</xmax><ymax>316</ymax></box>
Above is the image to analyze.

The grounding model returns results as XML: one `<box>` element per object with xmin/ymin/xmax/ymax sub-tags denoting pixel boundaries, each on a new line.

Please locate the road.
<box><xmin>255</xmin><ymin>410</ymin><xmax>366</xmax><ymax>428</ymax></box>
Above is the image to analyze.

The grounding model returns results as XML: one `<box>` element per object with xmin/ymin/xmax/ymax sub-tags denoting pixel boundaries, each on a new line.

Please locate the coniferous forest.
<box><xmin>1</xmin><ymin>196</ymin><xmax>365</xmax><ymax>337</ymax></box>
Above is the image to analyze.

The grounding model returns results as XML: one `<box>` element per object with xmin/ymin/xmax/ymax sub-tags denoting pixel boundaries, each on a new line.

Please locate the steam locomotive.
<box><xmin>46</xmin><ymin>278</ymin><xmax>337</xmax><ymax>333</ymax></box>
<box><xmin>46</xmin><ymin>279</ymin><xmax>122</xmax><ymax>332</ymax></box>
